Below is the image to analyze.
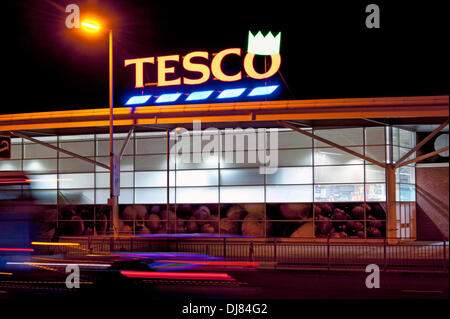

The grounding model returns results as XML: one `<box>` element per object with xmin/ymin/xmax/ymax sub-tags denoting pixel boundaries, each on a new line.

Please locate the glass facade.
<box><xmin>0</xmin><ymin>126</ymin><xmax>417</xmax><ymax>238</ymax></box>
<box><xmin>390</xmin><ymin>127</ymin><xmax>417</xmax><ymax>202</ymax></box>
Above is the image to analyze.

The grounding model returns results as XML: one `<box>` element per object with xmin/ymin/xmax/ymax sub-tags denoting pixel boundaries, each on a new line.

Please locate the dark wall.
<box><xmin>416</xmin><ymin>166</ymin><xmax>449</xmax><ymax>240</ymax></box>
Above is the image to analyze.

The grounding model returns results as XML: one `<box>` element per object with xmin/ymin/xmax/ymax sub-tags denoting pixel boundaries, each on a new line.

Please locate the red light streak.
<box><xmin>0</xmin><ymin>180</ymin><xmax>30</xmax><ymax>184</ymax></box>
<box><xmin>0</xmin><ymin>248</ymin><xmax>34</xmax><ymax>252</ymax></box>
<box><xmin>120</xmin><ymin>271</ymin><xmax>235</xmax><ymax>281</ymax></box>
<box><xmin>157</xmin><ymin>260</ymin><xmax>258</xmax><ymax>267</ymax></box>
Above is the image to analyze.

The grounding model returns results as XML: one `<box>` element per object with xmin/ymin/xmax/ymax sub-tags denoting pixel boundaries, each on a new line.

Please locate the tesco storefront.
<box><xmin>2</xmin><ymin>95</ymin><xmax>447</xmax><ymax>241</ymax></box>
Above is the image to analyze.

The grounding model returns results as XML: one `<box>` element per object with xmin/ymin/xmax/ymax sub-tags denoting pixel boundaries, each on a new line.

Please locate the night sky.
<box><xmin>1</xmin><ymin>0</ymin><xmax>448</xmax><ymax>115</ymax></box>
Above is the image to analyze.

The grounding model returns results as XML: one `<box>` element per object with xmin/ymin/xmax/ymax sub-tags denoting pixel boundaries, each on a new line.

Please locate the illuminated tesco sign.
<box><xmin>124</xmin><ymin>49</ymin><xmax>281</xmax><ymax>88</ymax></box>
<box><xmin>124</xmin><ymin>31</ymin><xmax>282</xmax><ymax>88</ymax></box>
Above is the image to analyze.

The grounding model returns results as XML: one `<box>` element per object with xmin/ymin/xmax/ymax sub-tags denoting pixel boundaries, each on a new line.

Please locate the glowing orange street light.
<box><xmin>81</xmin><ymin>20</ymin><xmax>101</xmax><ymax>32</ymax></box>
<box><xmin>79</xmin><ymin>18</ymin><xmax>119</xmax><ymax>236</ymax></box>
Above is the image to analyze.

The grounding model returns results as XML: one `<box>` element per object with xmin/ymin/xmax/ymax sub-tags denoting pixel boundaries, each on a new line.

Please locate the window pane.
<box><xmin>97</xmin><ymin>139</ymin><xmax>133</xmax><ymax>156</ymax></box>
<box><xmin>11</xmin><ymin>139</ymin><xmax>22</xmax><ymax>159</ymax></box>
<box><xmin>96</xmin><ymin>173</ymin><xmax>109</xmax><ymax>188</ymax></box>
<box><xmin>135</xmin><ymin>132</ymin><xmax>166</xmax><ymax>138</ymax></box>
<box><xmin>220</xmin><ymin>186</ymin><xmax>264</xmax><ymax>203</ymax></box>
<box><xmin>276</xmin><ymin>149</ymin><xmax>312</xmax><ymax>166</ymax></box>
<box><xmin>28</xmin><ymin>174</ymin><xmax>57</xmax><ymax>189</ymax></box>
<box><xmin>119</xmin><ymin>189</ymin><xmax>133</xmax><ymax>204</ymax></box>
<box><xmin>266</xmin><ymin>185</ymin><xmax>313</xmax><ymax>202</ymax></box>
<box><xmin>95</xmin><ymin>156</ymin><xmax>134</xmax><ymax>172</ymax></box>
<box><xmin>0</xmin><ymin>160</ymin><xmax>21</xmax><ymax>171</ymax></box>
<box><xmin>96</xmin><ymin>172</ymin><xmax>133</xmax><ymax>188</ymax></box>
<box><xmin>314</xmin><ymin>128</ymin><xmax>363</xmax><ymax>147</ymax></box>
<box><xmin>175</xmin><ymin>152</ymin><xmax>218</xmax><ymax>169</ymax></box>
<box><xmin>365</xmin><ymin>127</ymin><xmax>385</xmax><ymax>145</ymax></box>
<box><xmin>365</xmin><ymin>146</ymin><xmax>386</xmax><ymax>163</ymax></box>
<box><xmin>59</xmin><ymin>173</ymin><xmax>94</xmax><ymax>189</ymax></box>
<box><xmin>24</xmin><ymin>143</ymin><xmax>57</xmax><ymax>158</ymax></box>
<box><xmin>275</xmin><ymin>130</ymin><xmax>312</xmax><ymax>149</ymax></box>
<box><xmin>365</xmin><ymin>165</ymin><xmax>385</xmax><ymax>183</ymax></box>
<box><xmin>220</xmin><ymin>129</ymin><xmax>263</xmax><ymax>151</ymax></box>
<box><xmin>176</xmin><ymin>187</ymin><xmax>219</xmax><ymax>203</ymax></box>
<box><xmin>59</xmin><ymin>135</ymin><xmax>94</xmax><ymax>141</ymax></box>
<box><xmin>58</xmin><ymin>158</ymin><xmax>94</xmax><ymax>173</ymax></box>
<box><xmin>314</xmin><ymin>184</ymin><xmax>364</xmax><ymax>202</ymax></box>
<box><xmin>32</xmin><ymin>190</ymin><xmax>57</xmax><ymax>205</ymax></box>
<box><xmin>314</xmin><ymin>165</ymin><xmax>364</xmax><ymax>183</ymax></box>
<box><xmin>392</xmin><ymin>127</ymin><xmax>399</xmax><ymax>146</ymax></box>
<box><xmin>135</xmin><ymin>171</ymin><xmax>175</xmax><ymax>187</ymax></box>
<box><xmin>396</xmin><ymin>166</ymin><xmax>415</xmax><ymax>184</ymax></box>
<box><xmin>220</xmin><ymin>151</ymin><xmax>261</xmax><ymax>168</ymax></box>
<box><xmin>176</xmin><ymin>170</ymin><xmax>218</xmax><ymax>186</ymax></box>
<box><xmin>58</xmin><ymin>189</ymin><xmax>94</xmax><ymax>204</ymax></box>
<box><xmin>120</xmin><ymin>172</ymin><xmax>133</xmax><ymax>188</ymax></box>
<box><xmin>266</xmin><ymin>167</ymin><xmax>313</xmax><ymax>184</ymax></box>
<box><xmin>59</xmin><ymin>141</ymin><xmax>94</xmax><ymax>157</ymax></box>
<box><xmin>393</xmin><ymin>146</ymin><xmax>415</xmax><ymax>162</ymax></box>
<box><xmin>366</xmin><ymin>184</ymin><xmax>386</xmax><ymax>201</ymax></box>
<box><xmin>220</xmin><ymin>168</ymin><xmax>263</xmax><ymax>185</ymax></box>
<box><xmin>96</xmin><ymin>189</ymin><xmax>109</xmax><ymax>204</ymax></box>
<box><xmin>399</xmin><ymin>129</ymin><xmax>415</xmax><ymax>148</ymax></box>
<box><xmin>135</xmin><ymin>154</ymin><xmax>168</xmax><ymax>170</ymax></box>
<box><xmin>134</xmin><ymin>188</ymin><xmax>175</xmax><ymax>204</ymax></box>
<box><xmin>135</xmin><ymin>138</ymin><xmax>166</xmax><ymax>154</ymax></box>
<box><xmin>399</xmin><ymin>184</ymin><xmax>416</xmax><ymax>202</ymax></box>
<box><xmin>314</xmin><ymin>147</ymin><xmax>363</xmax><ymax>165</ymax></box>
<box><xmin>270</xmin><ymin>221</ymin><xmax>314</xmax><ymax>238</ymax></box>
<box><xmin>23</xmin><ymin>159</ymin><xmax>57</xmax><ymax>173</ymax></box>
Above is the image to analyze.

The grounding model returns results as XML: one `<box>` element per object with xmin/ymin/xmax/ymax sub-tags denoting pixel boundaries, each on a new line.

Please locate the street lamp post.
<box><xmin>81</xmin><ymin>21</ymin><xmax>119</xmax><ymax>236</ymax></box>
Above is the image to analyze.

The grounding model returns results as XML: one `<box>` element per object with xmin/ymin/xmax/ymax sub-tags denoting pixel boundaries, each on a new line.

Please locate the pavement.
<box><xmin>1</xmin><ymin>252</ymin><xmax>448</xmax><ymax>317</ymax></box>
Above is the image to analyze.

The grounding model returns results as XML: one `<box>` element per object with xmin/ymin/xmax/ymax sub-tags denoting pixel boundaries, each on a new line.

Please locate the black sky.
<box><xmin>1</xmin><ymin>0</ymin><xmax>448</xmax><ymax>114</ymax></box>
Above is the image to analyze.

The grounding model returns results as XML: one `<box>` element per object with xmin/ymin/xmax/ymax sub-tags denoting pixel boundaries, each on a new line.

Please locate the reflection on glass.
<box><xmin>24</xmin><ymin>143</ymin><xmax>57</xmax><ymax>158</ymax></box>
<box><xmin>365</xmin><ymin>146</ymin><xmax>386</xmax><ymax>163</ymax></box>
<box><xmin>276</xmin><ymin>149</ymin><xmax>312</xmax><ymax>166</ymax></box>
<box><xmin>135</xmin><ymin>138</ymin><xmax>166</xmax><ymax>155</ymax></box>
<box><xmin>266</xmin><ymin>185</ymin><xmax>313</xmax><ymax>202</ymax></box>
<box><xmin>365</xmin><ymin>165</ymin><xmax>386</xmax><ymax>183</ymax></box>
<box><xmin>134</xmin><ymin>188</ymin><xmax>175</xmax><ymax>204</ymax></box>
<box><xmin>58</xmin><ymin>189</ymin><xmax>94</xmax><ymax>204</ymax></box>
<box><xmin>365</xmin><ymin>184</ymin><xmax>386</xmax><ymax>201</ymax></box>
<box><xmin>0</xmin><ymin>160</ymin><xmax>21</xmax><ymax>171</ymax></box>
<box><xmin>220</xmin><ymin>186</ymin><xmax>264</xmax><ymax>203</ymax></box>
<box><xmin>266</xmin><ymin>167</ymin><xmax>313</xmax><ymax>184</ymax></box>
<box><xmin>314</xmin><ymin>165</ymin><xmax>364</xmax><ymax>184</ymax></box>
<box><xmin>314</xmin><ymin>147</ymin><xmax>363</xmax><ymax>165</ymax></box>
<box><xmin>176</xmin><ymin>187</ymin><xmax>219</xmax><ymax>203</ymax></box>
<box><xmin>59</xmin><ymin>141</ymin><xmax>94</xmax><ymax>157</ymax></box>
<box><xmin>23</xmin><ymin>159</ymin><xmax>57</xmax><ymax>173</ymax></box>
<box><xmin>398</xmin><ymin>184</ymin><xmax>416</xmax><ymax>202</ymax></box>
<box><xmin>176</xmin><ymin>170</ymin><xmax>218</xmax><ymax>187</ymax></box>
<box><xmin>58</xmin><ymin>158</ymin><xmax>94</xmax><ymax>173</ymax></box>
<box><xmin>365</xmin><ymin>127</ymin><xmax>385</xmax><ymax>145</ymax></box>
<box><xmin>275</xmin><ymin>130</ymin><xmax>312</xmax><ymax>149</ymax></box>
<box><xmin>396</xmin><ymin>166</ymin><xmax>415</xmax><ymax>184</ymax></box>
<box><xmin>314</xmin><ymin>184</ymin><xmax>364</xmax><ymax>202</ymax></box>
<box><xmin>59</xmin><ymin>173</ymin><xmax>94</xmax><ymax>189</ymax></box>
<box><xmin>220</xmin><ymin>168</ymin><xmax>263</xmax><ymax>185</ymax></box>
<box><xmin>314</xmin><ymin>128</ymin><xmax>363</xmax><ymax>147</ymax></box>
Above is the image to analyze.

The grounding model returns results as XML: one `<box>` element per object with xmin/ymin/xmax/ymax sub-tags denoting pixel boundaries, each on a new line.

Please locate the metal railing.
<box><xmin>38</xmin><ymin>236</ymin><xmax>449</xmax><ymax>271</ymax></box>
